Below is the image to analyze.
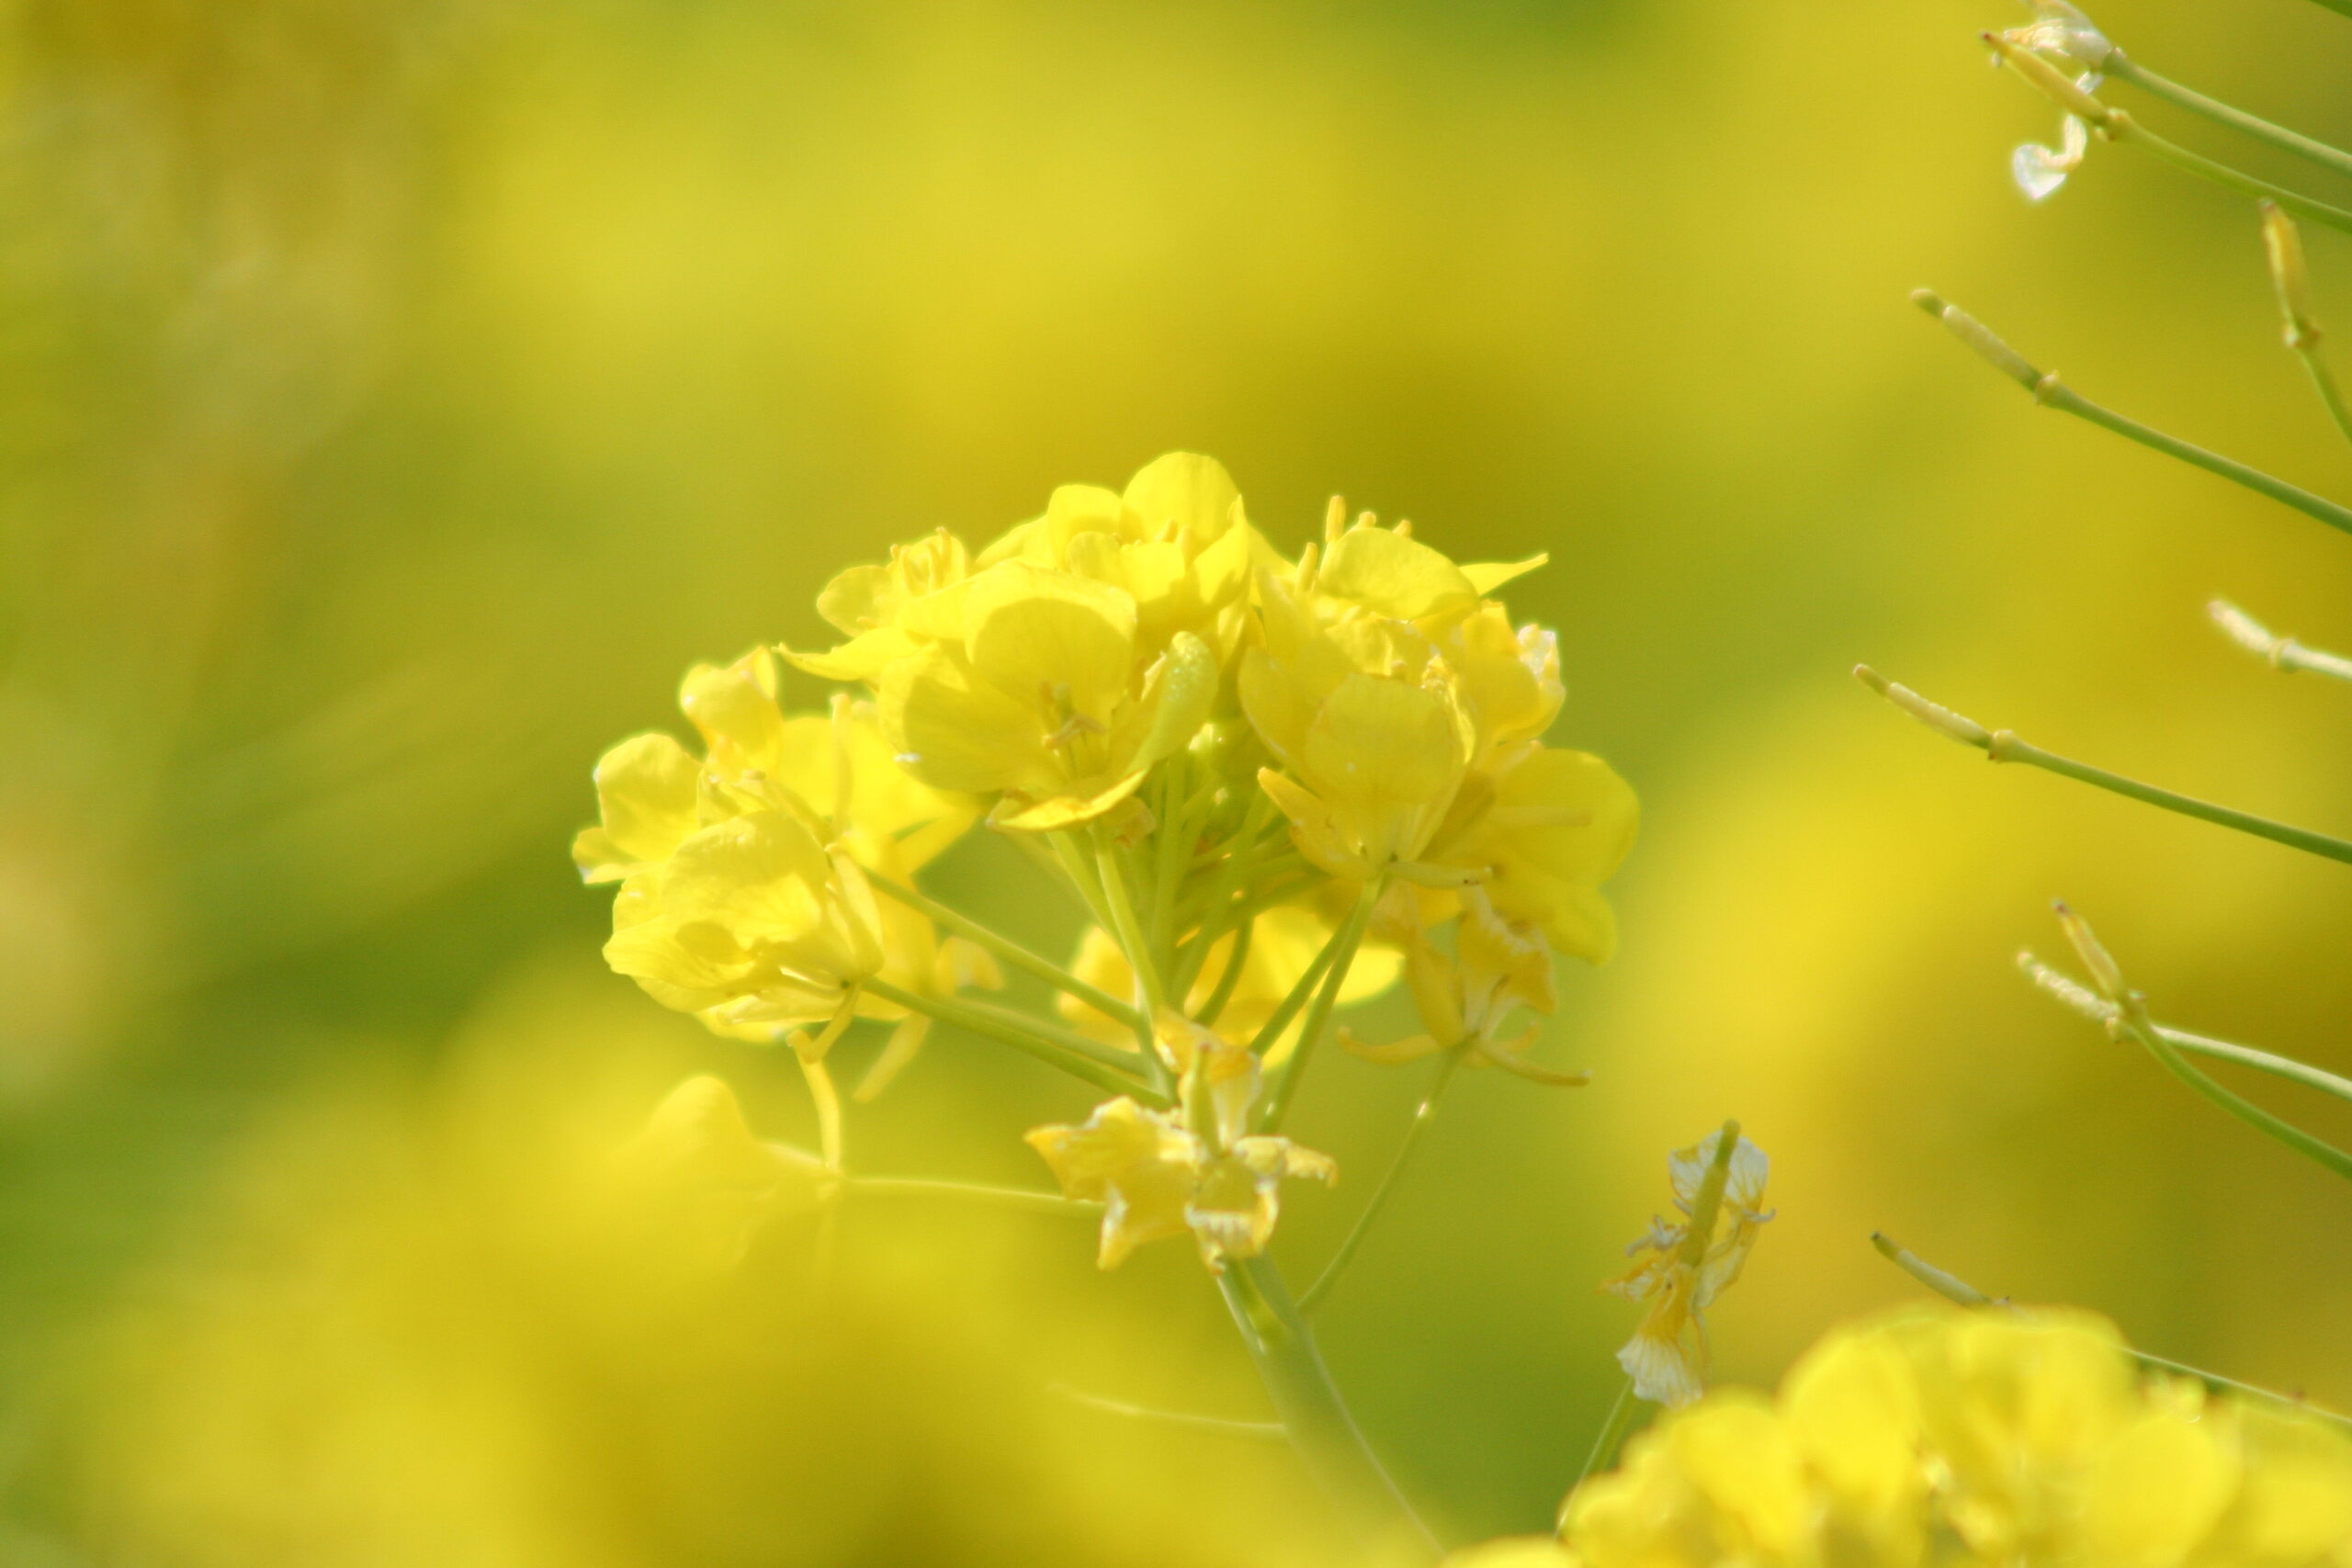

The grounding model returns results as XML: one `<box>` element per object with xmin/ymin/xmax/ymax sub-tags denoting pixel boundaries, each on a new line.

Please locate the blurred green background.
<box><xmin>6</xmin><ymin>0</ymin><xmax>2352</xmax><ymax>1560</ymax></box>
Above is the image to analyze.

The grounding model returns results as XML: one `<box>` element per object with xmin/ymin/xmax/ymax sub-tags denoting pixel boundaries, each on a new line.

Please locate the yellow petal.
<box><xmin>1317</xmin><ymin>525</ymin><xmax>1479</xmax><ymax>620</ymax></box>
<box><xmin>879</xmin><ymin>645</ymin><xmax>1054</xmax><ymax>795</ymax></box>
<box><xmin>962</xmin><ymin>560</ymin><xmax>1138</xmax><ymax>721</ymax></box>
<box><xmin>573</xmin><ymin>732</ymin><xmax>701</xmax><ymax>883</ymax></box>
<box><xmin>679</xmin><ymin>651</ymin><xmax>786</xmax><ymax>775</ymax></box>
<box><xmin>1120</xmin><ymin>451</ymin><xmax>1242</xmax><ymax>544</ymax></box>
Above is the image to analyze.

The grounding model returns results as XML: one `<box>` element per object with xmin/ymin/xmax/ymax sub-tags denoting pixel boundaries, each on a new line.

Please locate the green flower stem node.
<box><xmin>2211</xmin><ymin>600</ymin><xmax>2352</xmax><ymax>684</ymax></box>
<box><xmin>1217</xmin><ymin>1255</ymin><xmax>1440</xmax><ymax>1557</ymax></box>
<box><xmin>1855</xmin><ymin>665</ymin><xmax>2352</xmax><ymax>866</ymax></box>
<box><xmin>1911</xmin><ymin>290</ymin><xmax>2352</xmax><ymax>537</ymax></box>
<box><xmin>864</xmin><ymin>869</ymin><xmax>1143</xmax><ymax>1031</ymax></box>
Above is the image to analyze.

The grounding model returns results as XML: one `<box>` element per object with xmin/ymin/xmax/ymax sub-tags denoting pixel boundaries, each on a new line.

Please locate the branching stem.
<box><xmin>2106</xmin><ymin>56</ymin><xmax>2352</xmax><ymax>183</ymax></box>
<box><xmin>1299</xmin><ymin>1048</ymin><xmax>1463</xmax><ymax>1314</ymax></box>
<box><xmin>865</xmin><ymin>870</ymin><xmax>1142</xmax><ymax>1030</ymax></box>
<box><xmin>863</xmin><ymin>976</ymin><xmax>1170</xmax><ymax>1107</ymax></box>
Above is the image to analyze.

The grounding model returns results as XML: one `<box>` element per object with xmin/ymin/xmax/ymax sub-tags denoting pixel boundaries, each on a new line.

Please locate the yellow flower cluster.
<box><xmin>572</xmin><ymin>649</ymin><xmax>998</xmax><ymax>1090</ymax></box>
<box><xmin>578</xmin><ymin>454</ymin><xmax>1636</xmax><ymax>1270</ymax></box>
<box><xmin>1517</xmin><ymin>1305</ymin><xmax>2352</xmax><ymax>1568</ymax></box>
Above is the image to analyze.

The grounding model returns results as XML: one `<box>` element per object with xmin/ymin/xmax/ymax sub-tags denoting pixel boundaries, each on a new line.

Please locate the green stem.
<box><xmin>1567</xmin><ymin>1378</ymin><xmax>1642</xmax><ymax>1501</ymax></box>
<box><xmin>863</xmin><ymin>976</ymin><xmax>1170</xmax><ymax>1108</ymax></box>
<box><xmin>1257</xmin><ymin>876</ymin><xmax>1384</xmax><ymax>1134</ymax></box>
<box><xmin>1855</xmin><ymin>666</ymin><xmax>2352</xmax><ymax>865</ymax></box>
<box><xmin>1913</xmin><ymin>290</ymin><xmax>2352</xmax><ymax>536</ymax></box>
<box><xmin>1047</xmin><ymin>1383</ymin><xmax>1285</xmax><ymax>1441</ymax></box>
<box><xmin>951</xmin><ymin>995</ymin><xmax>1153</xmax><ymax>1072</ymax></box>
<box><xmin>1170</xmin><ymin>789</ymin><xmax>1279</xmax><ymax>998</ymax></box>
<box><xmin>2107</xmin><ymin>57</ymin><xmax>2352</xmax><ymax>183</ymax></box>
<box><xmin>1217</xmin><ymin>1255</ymin><xmax>1439</xmax><ymax>1555</ymax></box>
<box><xmin>2118</xmin><ymin>1002</ymin><xmax>2352</xmax><ymax>1183</ymax></box>
<box><xmin>1870</xmin><ymin>1231</ymin><xmax>2352</xmax><ymax>1431</ymax></box>
<box><xmin>1197</xmin><ymin>912</ymin><xmax>1257</xmax><ymax>1027</ymax></box>
<box><xmin>1244</xmin><ymin>924</ymin><xmax>1342</xmax><ymax>1056</ymax></box>
<box><xmin>1299</xmin><ymin>1048</ymin><xmax>1463</xmax><ymax>1314</ymax></box>
<box><xmin>2106</xmin><ymin>109</ymin><xmax>2352</xmax><ymax>237</ymax></box>
<box><xmin>865</xmin><ymin>870</ymin><xmax>1143</xmax><ymax>1031</ymax></box>
<box><xmin>847</xmin><ymin>1174</ymin><xmax>1100</xmax><ymax>1216</ymax></box>
<box><xmin>2296</xmin><ymin>349</ymin><xmax>2352</xmax><ymax>447</ymax></box>
<box><xmin>1046</xmin><ymin>829</ymin><xmax>1118</xmax><ymax>934</ymax></box>
<box><xmin>2311</xmin><ymin>0</ymin><xmax>2352</xmax><ymax>17</ymax></box>
<box><xmin>1091</xmin><ymin>827</ymin><xmax>1169</xmax><ymax>1021</ymax></box>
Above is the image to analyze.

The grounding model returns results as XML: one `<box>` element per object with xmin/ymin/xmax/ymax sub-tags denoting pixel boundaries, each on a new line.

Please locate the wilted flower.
<box><xmin>1604</xmin><ymin>1125</ymin><xmax>1773</xmax><ymax>1406</ymax></box>
<box><xmin>1992</xmin><ymin>4</ymin><xmax>2114</xmax><ymax>202</ymax></box>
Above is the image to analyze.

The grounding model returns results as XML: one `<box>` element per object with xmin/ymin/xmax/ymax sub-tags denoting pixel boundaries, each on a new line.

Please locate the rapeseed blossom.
<box><xmin>579</xmin><ymin>455</ymin><xmax>1634</xmax><ymax>1280</ymax></box>
<box><xmin>1544</xmin><ymin>1304</ymin><xmax>2352</xmax><ymax>1568</ymax></box>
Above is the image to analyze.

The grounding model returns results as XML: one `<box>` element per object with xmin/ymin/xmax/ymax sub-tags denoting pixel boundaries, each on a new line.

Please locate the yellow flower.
<box><xmin>1024</xmin><ymin>1023</ymin><xmax>1335</xmax><ymax>1271</ymax></box>
<box><xmin>615</xmin><ymin>1075</ymin><xmax>835</xmax><ymax>1269</ymax></box>
<box><xmin>1572</xmin><ymin>1395</ymin><xmax>1810</xmax><ymax>1568</ymax></box>
<box><xmin>1555</xmin><ymin>1303</ymin><xmax>2352</xmax><ymax>1568</ymax></box>
<box><xmin>879</xmin><ymin>560</ymin><xmax>1217</xmax><ymax>830</ymax></box>
<box><xmin>1431</xmin><ymin>740</ymin><xmax>1637</xmax><ymax>965</ymax></box>
<box><xmin>784</xmin><ymin>527</ymin><xmax>977</xmax><ymax>683</ymax></box>
<box><xmin>1604</xmin><ymin>1127</ymin><xmax>1773</xmax><ymax>1406</ymax></box>
<box><xmin>1056</xmin><ymin>904</ymin><xmax>1403</xmax><ymax>1063</ymax></box>
<box><xmin>977</xmin><ymin>451</ymin><xmax>1265</xmax><ymax>658</ymax></box>
<box><xmin>576</xmin><ymin>652</ymin><xmax>889</xmax><ymax>1047</ymax></box>
<box><xmin>1240</xmin><ymin>570</ymin><xmax>1476</xmax><ymax>881</ymax></box>
<box><xmin>601</xmin><ymin>804</ymin><xmax>885</xmax><ymax>1044</ymax></box>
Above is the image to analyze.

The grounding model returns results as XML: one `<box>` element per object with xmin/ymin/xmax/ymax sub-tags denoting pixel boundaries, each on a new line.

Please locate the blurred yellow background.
<box><xmin>6</xmin><ymin>0</ymin><xmax>2352</xmax><ymax>1558</ymax></box>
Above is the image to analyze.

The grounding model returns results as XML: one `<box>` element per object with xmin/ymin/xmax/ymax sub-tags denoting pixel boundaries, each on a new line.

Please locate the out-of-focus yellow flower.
<box><xmin>879</xmin><ymin>561</ymin><xmax>1217</xmax><ymax>830</ymax></box>
<box><xmin>1025</xmin><ymin>1020</ymin><xmax>1335</xmax><ymax>1271</ymax></box>
<box><xmin>1057</xmin><ymin>905</ymin><xmax>1402</xmax><ymax>1063</ymax></box>
<box><xmin>577</xmin><ymin>652</ymin><xmax>890</xmax><ymax>1048</ymax></box>
<box><xmin>978</xmin><ymin>452</ymin><xmax>1265</xmax><ymax>658</ymax></box>
<box><xmin>1555</xmin><ymin>1304</ymin><xmax>2352</xmax><ymax>1568</ymax></box>
<box><xmin>616</xmin><ymin>1075</ymin><xmax>836</xmax><ymax>1269</ymax></box>
<box><xmin>575</xmin><ymin>655</ymin><xmax>996</xmax><ymax>1073</ymax></box>
<box><xmin>1604</xmin><ymin>1126</ymin><xmax>1772</xmax><ymax>1406</ymax></box>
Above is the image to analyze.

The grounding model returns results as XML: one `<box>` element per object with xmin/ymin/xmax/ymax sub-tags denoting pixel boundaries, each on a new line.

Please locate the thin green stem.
<box><xmin>1855</xmin><ymin>666</ymin><xmax>2352</xmax><ymax>866</ymax></box>
<box><xmin>865</xmin><ymin>870</ymin><xmax>1142</xmax><ymax>1031</ymax></box>
<box><xmin>1217</xmin><ymin>1255</ymin><xmax>1440</xmax><ymax>1555</ymax></box>
<box><xmin>1046</xmin><ymin>829</ymin><xmax>1118</xmax><ymax>934</ymax></box>
<box><xmin>1298</xmin><ymin>1048</ymin><xmax>1463</xmax><ymax>1314</ymax></box>
<box><xmin>1047</xmin><ymin>1383</ymin><xmax>1285</xmax><ymax>1441</ymax></box>
<box><xmin>2107</xmin><ymin>57</ymin><xmax>2352</xmax><ymax>183</ymax></box>
<box><xmin>847</xmin><ymin>1174</ymin><xmax>1100</xmax><ymax>1216</ymax></box>
<box><xmin>1197</xmin><ymin>912</ymin><xmax>1257</xmax><ymax>1028</ymax></box>
<box><xmin>1869</xmin><ymin>1231</ymin><xmax>2352</xmax><ymax>1431</ymax></box>
<box><xmin>950</xmin><ymin>995</ymin><xmax>1154</xmax><ymax>1072</ymax></box>
<box><xmin>1170</xmin><ymin>789</ymin><xmax>1279</xmax><ymax>998</ymax></box>
<box><xmin>2310</xmin><ymin>0</ymin><xmax>2352</xmax><ymax>17</ymax></box>
<box><xmin>1913</xmin><ymin>290</ymin><xmax>2352</xmax><ymax>536</ymax></box>
<box><xmin>863</xmin><ymin>976</ymin><xmax>1170</xmax><ymax>1108</ymax></box>
<box><xmin>2018</xmin><ymin>950</ymin><xmax>2352</xmax><ymax>1104</ymax></box>
<box><xmin>1257</xmin><ymin>876</ymin><xmax>1384</xmax><ymax>1134</ymax></box>
<box><xmin>1091</xmin><ymin>827</ymin><xmax>1169</xmax><ymax>1021</ymax></box>
<box><xmin>1567</xmin><ymin>1379</ymin><xmax>1642</xmax><ymax>1503</ymax></box>
<box><xmin>1245</xmin><ymin>926</ymin><xmax>1341</xmax><ymax>1057</ymax></box>
<box><xmin>2118</xmin><ymin>1001</ymin><xmax>2352</xmax><ymax>1184</ymax></box>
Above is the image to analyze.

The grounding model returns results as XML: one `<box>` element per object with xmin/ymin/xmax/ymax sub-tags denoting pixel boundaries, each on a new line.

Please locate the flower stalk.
<box><xmin>1912</xmin><ymin>290</ymin><xmax>2352</xmax><ymax>536</ymax></box>
<box><xmin>1855</xmin><ymin>665</ymin><xmax>2352</xmax><ymax>865</ymax></box>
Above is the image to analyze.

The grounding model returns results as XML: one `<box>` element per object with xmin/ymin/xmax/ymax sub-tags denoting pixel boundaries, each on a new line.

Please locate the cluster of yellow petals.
<box><xmin>1024</xmin><ymin>1013</ymin><xmax>1335</xmax><ymax>1270</ymax></box>
<box><xmin>572</xmin><ymin>649</ymin><xmax>998</xmax><ymax>1088</ymax></box>
<box><xmin>1458</xmin><ymin>1305</ymin><xmax>2352</xmax><ymax>1568</ymax></box>
<box><xmin>579</xmin><ymin>454</ymin><xmax>1637</xmax><ymax>1268</ymax></box>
